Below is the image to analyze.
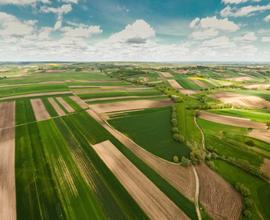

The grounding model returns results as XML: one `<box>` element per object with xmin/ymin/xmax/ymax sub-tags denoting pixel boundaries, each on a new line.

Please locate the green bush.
<box><xmin>181</xmin><ymin>156</ymin><xmax>191</xmax><ymax>167</ymax></box>
<box><xmin>173</xmin><ymin>155</ymin><xmax>180</xmax><ymax>163</ymax></box>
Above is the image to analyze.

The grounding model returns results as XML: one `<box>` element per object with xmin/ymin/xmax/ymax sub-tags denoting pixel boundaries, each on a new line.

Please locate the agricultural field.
<box><xmin>1</xmin><ymin>63</ymin><xmax>270</xmax><ymax>220</ymax></box>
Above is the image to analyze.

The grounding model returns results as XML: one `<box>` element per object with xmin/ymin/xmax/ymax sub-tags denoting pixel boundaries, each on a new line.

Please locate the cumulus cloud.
<box><xmin>191</xmin><ymin>28</ymin><xmax>219</xmax><ymax>40</ymax></box>
<box><xmin>222</xmin><ymin>0</ymin><xmax>261</xmax><ymax>4</ymax></box>
<box><xmin>202</xmin><ymin>36</ymin><xmax>235</xmax><ymax>49</ymax></box>
<box><xmin>41</xmin><ymin>4</ymin><xmax>72</xmax><ymax>30</ymax></box>
<box><xmin>261</xmin><ymin>36</ymin><xmax>270</xmax><ymax>42</ymax></box>
<box><xmin>264</xmin><ymin>14</ymin><xmax>270</xmax><ymax>22</ymax></box>
<box><xmin>62</xmin><ymin>0</ymin><xmax>78</xmax><ymax>3</ymax></box>
<box><xmin>60</xmin><ymin>24</ymin><xmax>102</xmax><ymax>38</ymax></box>
<box><xmin>221</xmin><ymin>4</ymin><xmax>270</xmax><ymax>17</ymax></box>
<box><xmin>0</xmin><ymin>0</ymin><xmax>50</xmax><ymax>5</ymax></box>
<box><xmin>0</xmin><ymin>12</ymin><xmax>35</xmax><ymax>37</ymax></box>
<box><xmin>190</xmin><ymin>16</ymin><xmax>239</xmax><ymax>32</ymax></box>
<box><xmin>234</xmin><ymin>32</ymin><xmax>257</xmax><ymax>42</ymax></box>
<box><xmin>108</xmin><ymin>19</ymin><xmax>155</xmax><ymax>44</ymax></box>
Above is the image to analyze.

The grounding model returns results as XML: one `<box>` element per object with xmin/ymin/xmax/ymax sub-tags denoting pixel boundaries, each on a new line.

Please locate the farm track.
<box><xmin>70</xmin><ymin>96</ymin><xmax>89</xmax><ymax>109</ymax></box>
<box><xmin>93</xmin><ymin>140</ymin><xmax>190</xmax><ymax>220</ymax></box>
<box><xmin>86</xmin><ymin>108</ymin><xmax>196</xmax><ymax>201</ymax></box>
<box><xmin>0</xmin><ymin>101</ymin><xmax>16</xmax><ymax>220</ymax></box>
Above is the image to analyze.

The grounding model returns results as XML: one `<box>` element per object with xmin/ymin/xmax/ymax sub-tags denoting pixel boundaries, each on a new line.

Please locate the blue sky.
<box><xmin>0</xmin><ymin>0</ymin><xmax>270</xmax><ymax>61</ymax></box>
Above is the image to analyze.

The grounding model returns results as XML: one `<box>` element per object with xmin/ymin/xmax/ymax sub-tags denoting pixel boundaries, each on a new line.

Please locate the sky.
<box><xmin>0</xmin><ymin>0</ymin><xmax>270</xmax><ymax>62</ymax></box>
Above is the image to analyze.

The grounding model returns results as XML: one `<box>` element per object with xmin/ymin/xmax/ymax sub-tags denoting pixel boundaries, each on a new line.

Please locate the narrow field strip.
<box><xmin>69</xmin><ymin>96</ymin><xmax>89</xmax><ymax>109</ymax></box>
<box><xmin>31</xmin><ymin>99</ymin><xmax>51</xmax><ymax>121</ymax></box>
<box><xmin>249</xmin><ymin>129</ymin><xmax>270</xmax><ymax>144</ymax></box>
<box><xmin>92</xmin><ymin>140</ymin><xmax>189</xmax><ymax>220</ymax></box>
<box><xmin>89</xmin><ymin>99</ymin><xmax>173</xmax><ymax>114</ymax></box>
<box><xmin>199</xmin><ymin>111</ymin><xmax>267</xmax><ymax>129</ymax></box>
<box><xmin>48</xmin><ymin>97</ymin><xmax>65</xmax><ymax>116</ymax></box>
<box><xmin>0</xmin><ymin>91</ymin><xmax>72</xmax><ymax>101</ymax></box>
<box><xmin>168</xmin><ymin>79</ymin><xmax>183</xmax><ymax>89</ymax></box>
<box><xmin>0</xmin><ymin>101</ymin><xmax>16</xmax><ymax>220</ymax></box>
<box><xmin>56</xmin><ymin>97</ymin><xmax>75</xmax><ymax>113</ymax></box>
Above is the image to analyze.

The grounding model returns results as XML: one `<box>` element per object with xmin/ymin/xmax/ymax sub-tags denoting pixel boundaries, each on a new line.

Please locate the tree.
<box><xmin>173</xmin><ymin>155</ymin><xmax>179</xmax><ymax>163</ymax></box>
<box><xmin>181</xmin><ymin>156</ymin><xmax>191</xmax><ymax>167</ymax></box>
<box><xmin>243</xmin><ymin>209</ymin><xmax>252</xmax><ymax>219</ymax></box>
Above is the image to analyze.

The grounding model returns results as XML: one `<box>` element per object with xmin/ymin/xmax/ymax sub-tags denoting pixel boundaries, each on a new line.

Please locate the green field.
<box><xmin>213</xmin><ymin>159</ymin><xmax>270</xmax><ymax>220</ymax></box>
<box><xmin>15</xmin><ymin>117</ymin><xmax>147</xmax><ymax>220</ymax></box>
<box><xmin>211</xmin><ymin>109</ymin><xmax>270</xmax><ymax>123</ymax></box>
<box><xmin>109</xmin><ymin>107</ymin><xmax>191</xmax><ymax>161</ymax></box>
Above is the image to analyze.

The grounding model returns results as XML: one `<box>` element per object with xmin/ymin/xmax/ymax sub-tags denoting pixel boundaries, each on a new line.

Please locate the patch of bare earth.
<box><xmin>0</xmin><ymin>101</ymin><xmax>16</xmax><ymax>220</ymax></box>
<box><xmin>56</xmin><ymin>97</ymin><xmax>75</xmax><ymax>113</ymax></box>
<box><xmin>212</xmin><ymin>92</ymin><xmax>270</xmax><ymax>109</ymax></box>
<box><xmin>244</xmin><ymin>84</ymin><xmax>270</xmax><ymax>90</ymax></box>
<box><xmin>249</xmin><ymin>129</ymin><xmax>270</xmax><ymax>144</ymax></box>
<box><xmin>87</xmin><ymin>109</ymin><xmax>196</xmax><ymax>201</ymax></box>
<box><xmin>227</xmin><ymin>76</ymin><xmax>252</xmax><ymax>82</ymax></box>
<box><xmin>199</xmin><ymin>111</ymin><xmax>267</xmax><ymax>129</ymax></box>
<box><xmin>160</xmin><ymin>72</ymin><xmax>173</xmax><ymax>78</ymax></box>
<box><xmin>0</xmin><ymin>91</ymin><xmax>72</xmax><ymax>101</ymax></box>
<box><xmin>196</xmin><ymin>164</ymin><xmax>242</xmax><ymax>220</ymax></box>
<box><xmin>167</xmin><ymin>79</ymin><xmax>183</xmax><ymax>89</ymax></box>
<box><xmin>92</xmin><ymin>140</ymin><xmax>189</xmax><ymax>220</ymax></box>
<box><xmin>69</xmin><ymin>96</ymin><xmax>89</xmax><ymax>109</ymax></box>
<box><xmin>48</xmin><ymin>97</ymin><xmax>65</xmax><ymax>116</ymax></box>
<box><xmin>179</xmin><ymin>89</ymin><xmax>198</xmax><ymax>95</ymax></box>
<box><xmin>89</xmin><ymin>99</ymin><xmax>173</xmax><ymax>114</ymax></box>
<box><xmin>192</xmin><ymin>79</ymin><xmax>207</xmax><ymax>88</ymax></box>
<box><xmin>261</xmin><ymin>159</ymin><xmax>270</xmax><ymax>179</ymax></box>
<box><xmin>31</xmin><ymin>99</ymin><xmax>51</xmax><ymax>121</ymax></box>
<box><xmin>84</xmin><ymin>95</ymin><xmax>166</xmax><ymax>102</ymax></box>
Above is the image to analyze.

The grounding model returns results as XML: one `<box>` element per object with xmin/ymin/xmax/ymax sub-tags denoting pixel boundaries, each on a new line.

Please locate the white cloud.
<box><xmin>264</xmin><ymin>14</ymin><xmax>270</xmax><ymax>22</ymax></box>
<box><xmin>222</xmin><ymin>0</ymin><xmax>261</xmax><ymax>5</ymax></box>
<box><xmin>0</xmin><ymin>12</ymin><xmax>35</xmax><ymax>37</ymax></box>
<box><xmin>262</xmin><ymin>36</ymin><xmax>270</xmax><ymax>42</ymax></box>
<box><xmin>108</xmin><ymin>19</ymin><xmax>155</xmax><ymax>44</ymax></box>
<box><xmin>221</xmin><ymin>4</ymin><xmax>270</xmax><ymax>17</ymax></box>
<box><xmin>60</xmin><ymin>24</ymin><xmax>102</xmax><ymax>38</ymax></box>
<box><xmin>41</xmin><ymin>4</ymin><xmax>72</xmax><ymax>30</ymax></box>
<box><xmin>61</xmin><ymin>0</ymin><xmax>78</xmax><ymax>4</ymax></box>
<box><xmin>234</xmin><ymin>32</ymin><xmax>257</xmax><ymax>42</ymax></box>
<box><xmin>0</xmin><ymin>0</ymin><xmax>50</xmax><ymax>5</ymax></box>
<box><xmin>202</xmin><ymin>36</ymin><xmax>235</xmax><ymax>49</ymax></box>
<box><xmin>191</xmin><ymin>28</ymin><xmax>219</xmax><ymax>40</ymax></box>
<box><xmin>190</xmin><ymin>16</ymin><xmax>239</xmax><ymax>32</ymax></box>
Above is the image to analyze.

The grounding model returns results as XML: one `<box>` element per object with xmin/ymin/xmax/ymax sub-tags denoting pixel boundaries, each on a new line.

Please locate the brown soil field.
<box><xmin>199</xmin><ymin>111</ymin><xmax>267</xmax><ymax>129</ymax></box>
<box><xmin>167</xmin><ymin>79</ymin><xmax>183</xmax><ymax>89</ymax></box>
<box><xmin>89</xmin><ymin>99</ymin><xmax>173</xmax><ymax>114</ymax></box>
<box><xmin>31</xmin><ymin>99</ymin><xmax>51</xmax><ymax>121</ymax></box>
<box><xmin>196</xmin><ymin>164</ymin><xmax>242</xmax><ymax>220</ymax></box>
<box><xmin>0</xmin><ymin>101</ymin><xmax>16</xmax><ymax>220</ymax></box>
<box><xmin>261</xmin><ymin>159</ymin><xmax>270</xmax><ymax>179</ymax></box>
<box><xmin>0</xmin><ymin>91</ymin><xmax>72</xmax><ymax>101</ymax></box>
<box><xmin>72</xmin><ymin>86</ymin><xmax>152</xmax><ymax>94</ymax></box>
<box><xmin>87</xmin><ymin>109</ymin><xmax>196</xmax><ymax>200</ymax></box>
<box><xmin>92</xmin><ymin>140</ymin><xmax>189</xmax><ymax>220</ymax></box>
<box><xmin>227</xmin><ymin>76</ymin><xmax>252</xmax><ymax>82</ymax></box>
<box><xmin>248</xmin><ymin>129</ymin><xmax>270</xmax><ymax>144</ymax></box>
<box><xmin>56</xmin><ymin>97</ymin><xmax>75</xmax><ymax>113</ymax></box>
<box><xmin>85</xmin><ymin>95</ymin><xmax>166</xmax><ymax>102</ymax></box>
<box><xmin>70</xmin><ymin>96</ymin><xmax>89</xmax><ymax>109</ymax></box>
<box><xmin>180</xmin><ymin>89</ymin><xmax>198</xmax><ymax>95</ymax></box>
<box><xmin>212</xmin><ymin>92</ymin><xmax>270</xmax><ymax>109</ymax></box>
<box><xmin>159</xmin><ymin>72</ymin><xmax>173</xmax><ymax>78</ymax></box>
<box><xmin>48</xmin><ymin>97</ymin><xmax>65</xmax><ymax>116</ymax></box>
<box><xmin>244</xmin><ymin>84</ymin><xmax>270</xmax><ymax>90</ymax></box>
<box><xmin>191</xmin><ymin>79</ymin><xmax>207</xmax><ymax>88</ymax></box>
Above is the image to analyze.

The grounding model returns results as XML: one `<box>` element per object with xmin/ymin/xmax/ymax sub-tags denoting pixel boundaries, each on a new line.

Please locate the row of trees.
<box><xmin>235</xmin><ymin>183</ymin><xmax>253</xmax><ymax>219</ymax></box>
